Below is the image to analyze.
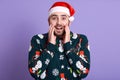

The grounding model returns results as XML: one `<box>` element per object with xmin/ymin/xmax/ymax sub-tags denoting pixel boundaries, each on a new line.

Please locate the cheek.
<box><xmin>62</xmin><ymin>20</ymin><xmax>69</xmax><ymax>25</ymax></box>
<box><xmin>49</xmin><ymin>20</ymin><xmax>57</xmax><ymax>25</ymax></box>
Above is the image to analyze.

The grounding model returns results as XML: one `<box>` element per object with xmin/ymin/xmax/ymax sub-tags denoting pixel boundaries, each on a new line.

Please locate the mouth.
<box><xmin>56</xmin><ymin>27</ymin><xmax>63</xmax><ymax>30</ymax></box>
<box><xmin>55</xmin><ymin>25</ymin><xmax>64</xmax><ymax>30</ymax></box>
<box><xmin>54</xmin><ymin>26</ymin><xmax>65</xmax><ymax>36</ymax></box>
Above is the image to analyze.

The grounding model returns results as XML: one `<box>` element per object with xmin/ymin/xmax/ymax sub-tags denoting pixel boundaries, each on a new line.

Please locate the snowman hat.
<box><xmin>48</xmin><ymin>1</ymin><xmax>75</xmax><ymax>21</ymax></box>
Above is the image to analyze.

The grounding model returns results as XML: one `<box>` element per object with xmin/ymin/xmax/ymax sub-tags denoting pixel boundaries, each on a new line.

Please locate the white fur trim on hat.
<box><xmin>49</xmin><ymin>6</ymin><xmax>70</xmax><ymax>16</ymax></box>
<box><xmin>69</xmin><ymin>16</ymin><xmax>74</xmax><ymax>22</ymax></box>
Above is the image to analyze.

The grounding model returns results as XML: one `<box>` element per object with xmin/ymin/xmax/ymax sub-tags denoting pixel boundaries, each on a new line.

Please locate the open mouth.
<box><xmin>56</xmin><ymin>27</ymin><xmax>63</xmax><ymax>30</ymax></box>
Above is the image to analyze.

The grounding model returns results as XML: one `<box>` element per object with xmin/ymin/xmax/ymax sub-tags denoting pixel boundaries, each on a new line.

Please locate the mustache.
<box><xmin>54</xmin><ymin>24</ymin><xmax>63</xmax><ymax>27</ymax></box>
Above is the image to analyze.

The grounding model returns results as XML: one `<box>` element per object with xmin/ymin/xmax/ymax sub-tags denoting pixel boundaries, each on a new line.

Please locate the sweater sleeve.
<box><xmin>28</xmin><ymin>35</ymin><xmax>57</xmax><ymax>79</ymax></box>
<box><xmin>63</xmin><ymin>34</ymin><xmax>90</xmax><ymax>79</ymax></box>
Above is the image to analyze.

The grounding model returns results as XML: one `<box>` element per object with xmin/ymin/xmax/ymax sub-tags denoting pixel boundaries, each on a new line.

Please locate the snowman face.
<box><xmin>76</xmin><ymin>61</ymin><xmax>83</xmax><ymax>70</ymax></box>
<box><xmin>35</xmin><ymin>60</ymin><xmax>42</xmax><ymax>69</ymax></box>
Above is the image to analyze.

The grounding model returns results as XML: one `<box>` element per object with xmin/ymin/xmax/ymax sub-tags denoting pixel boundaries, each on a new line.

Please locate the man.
<box><xmin>28</xmin><ymin>1</ymin><xmax>90</xmax><ymax>80</ymax></box>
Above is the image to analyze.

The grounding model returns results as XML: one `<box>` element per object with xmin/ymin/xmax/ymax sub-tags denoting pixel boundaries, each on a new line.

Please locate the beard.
<box><xmin>54</xmin><ymin>30</ymin><xmax>65</xmax><ymax>37</ymax></box>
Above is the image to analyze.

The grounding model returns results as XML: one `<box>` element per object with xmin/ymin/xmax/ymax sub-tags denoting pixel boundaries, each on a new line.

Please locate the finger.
<box><xmin>49</xmin><ymin>24</ymin><xmax>53</xmax><ymax>31</ymax></box>
<box><xmin>51</xmin><ymin>26</ymin><xmax>55</xmax><ymax>36</ymax></box>
<box><xmin>65</xmin><ymin>25</ymin><xmax>70</xmax><ymax>35</ymax></box>
<box><xmin>49</xmin><ymin>24</ymin><xmax>55</xmax><ymax>37</ymax></box>
<box><xmin>48</xmin><ymin>25</ymin><xmax>53</xmax><ymax>37</ymax></box>
<box><xmin>50</xmin><ymin>25</ymin><xmax>54</xmax><ymax>33</ymax></box>
<box><xmin>49</xmin><ymin>24</ymin><xmax>54</xmax><ymax>32</ymax></box>
<box><xmin>64</xmin><ymin>25</ymin><xmax>69</xmax><ymax>31</ymax></box>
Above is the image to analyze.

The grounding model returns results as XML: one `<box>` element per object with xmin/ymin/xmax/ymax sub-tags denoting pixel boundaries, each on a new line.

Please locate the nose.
<box><xmin>57</xmin><ymin>18</ymin><xmax>61</xmax><ymax>25</ymax></box>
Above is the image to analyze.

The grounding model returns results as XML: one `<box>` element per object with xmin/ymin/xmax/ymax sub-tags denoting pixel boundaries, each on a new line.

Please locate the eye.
<box><xmin>62</xmin><ymin>17</ymin><xmax>67</xmax><ymax>20</ymax></box>
<box><xmin>51</xmin><ymin>16</ymin><xmax>57</xmax><ymax>20</ymax></box>
<box><xmin>62</xmin><ymin>16</ymin><xmax>68</xmax><ymax>20</ymax></box>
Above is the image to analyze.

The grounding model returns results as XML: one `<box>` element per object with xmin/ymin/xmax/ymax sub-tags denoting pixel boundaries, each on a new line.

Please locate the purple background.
<box><xmin>0</xmin><ymin>0</ymin><xmax>120</xmax><ymax>80</ymax></box>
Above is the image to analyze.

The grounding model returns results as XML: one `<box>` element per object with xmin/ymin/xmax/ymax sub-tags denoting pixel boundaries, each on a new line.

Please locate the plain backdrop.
<box><xmin>0</xmin><ymin>0</ymin><xmax>120</xmax><ymax>80</ymax></box>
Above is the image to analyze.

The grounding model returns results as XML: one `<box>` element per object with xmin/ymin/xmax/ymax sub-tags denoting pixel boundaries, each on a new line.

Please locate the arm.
<box><xmin>64</xmin><ymin>34</ymin><xmax>90</xmax><ymax>78</ymax></box>
<box><xmin>29</xmin><ymin>24</ymin><xmax>56</xmax><ymax>79</ymax></box>
<box><xmin>28</xmin><ymin>35</ymin><xmax>57</xmax><ymax>79</ymax></box>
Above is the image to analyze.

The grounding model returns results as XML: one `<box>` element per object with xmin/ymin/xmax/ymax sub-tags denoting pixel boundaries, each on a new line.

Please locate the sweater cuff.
<box><xmin>63</xmin><ymin>42</ymin><xmax>72</xmax><ymax>51</ymax></box>
<box><xmin>46</xmin><ymin>42</ymin><xmax>57</xmax><ymax>52</ymax></box>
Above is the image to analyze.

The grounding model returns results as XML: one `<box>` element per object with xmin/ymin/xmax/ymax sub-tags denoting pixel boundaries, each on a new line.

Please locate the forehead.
<box><xmin>50</xmin><ymin>12</ymin><xmax>69</xmax><ymax>17</ymax></box>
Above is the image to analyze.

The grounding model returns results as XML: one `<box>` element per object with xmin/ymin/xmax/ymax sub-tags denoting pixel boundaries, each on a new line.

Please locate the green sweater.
<box><xmin>28</xmin><ymin>32</ymin><xmax>90</xmax><ymax>80</ymax></box>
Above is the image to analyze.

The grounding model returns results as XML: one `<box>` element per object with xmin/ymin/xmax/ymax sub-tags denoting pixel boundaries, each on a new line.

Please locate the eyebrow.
<box><xmin>51</xmin><ymin>14</ymin><xmax>68</xmax><ymax>17</ymax></box>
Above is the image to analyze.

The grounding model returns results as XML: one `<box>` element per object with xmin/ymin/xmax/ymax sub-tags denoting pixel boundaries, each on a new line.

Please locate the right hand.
<box><xmin>48</xmin><ymin>24</ymin><xmax>56</xmax><ymax>45</ymax></box>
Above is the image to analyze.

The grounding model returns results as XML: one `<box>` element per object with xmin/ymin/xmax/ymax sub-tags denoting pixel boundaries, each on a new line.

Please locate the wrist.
<box><xmin>64</xmin><ymin>35</ymin><xmax>70</xmax><ymax>43</ymax></box>
<box><xmin>63</xmin><ymin>42</ymin><xmax>72</xmax><ymax>51</ymax></box>
<box><xmin>49</xmin><ymin>41</ymin><xmax>56</xmax><ymax>45</ymax></box>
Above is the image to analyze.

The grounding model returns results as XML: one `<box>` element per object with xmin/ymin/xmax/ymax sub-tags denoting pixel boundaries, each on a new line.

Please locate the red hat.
<box><xmin>49</xmin><ymin>1</ymin><xmax>75</xmax><ymax>21</ymax></box>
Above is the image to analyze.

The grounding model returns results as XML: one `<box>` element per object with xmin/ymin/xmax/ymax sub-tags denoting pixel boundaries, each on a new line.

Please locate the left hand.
<box><xmin>63</xmin><ymin>24</ymin><xmax>70</xmax><ymax>43</ymax></box>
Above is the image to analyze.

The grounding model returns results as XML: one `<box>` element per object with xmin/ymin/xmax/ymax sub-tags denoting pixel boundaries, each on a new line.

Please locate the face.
<box><xmin>48</xmin><ymin>12</ymin><xmax>70</xmax><ymax>36</ymax></box>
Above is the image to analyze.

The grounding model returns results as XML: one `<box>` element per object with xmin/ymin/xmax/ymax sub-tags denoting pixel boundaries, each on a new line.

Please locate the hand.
<box><xmin>63</xmin><ymin>25</ymin><xmax>70</xmax><ymax>43</ymax></box>
<box><xmin>48</xmin><ymin>24</ymin><xmax>56</xmax><ymax>45</ymax></box>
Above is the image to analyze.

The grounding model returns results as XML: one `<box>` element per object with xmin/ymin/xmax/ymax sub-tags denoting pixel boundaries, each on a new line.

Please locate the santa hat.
<box><xmin>48</xmin><ymin>2</ymin><xmax>75</xmax><ymax>21</ymax></box>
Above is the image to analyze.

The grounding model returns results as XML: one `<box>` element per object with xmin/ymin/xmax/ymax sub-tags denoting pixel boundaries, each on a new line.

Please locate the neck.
<box><xmin>57</xmin><ymin>35</ymin><xmax>64</xmax><ymax>40</ymax></box>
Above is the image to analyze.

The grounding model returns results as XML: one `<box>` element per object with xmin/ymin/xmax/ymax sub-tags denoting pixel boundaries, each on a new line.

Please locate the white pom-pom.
<box><xmin>69</xmin><ymin>16</ymin><xmax>74</xmax><ymax>22</ymax></box>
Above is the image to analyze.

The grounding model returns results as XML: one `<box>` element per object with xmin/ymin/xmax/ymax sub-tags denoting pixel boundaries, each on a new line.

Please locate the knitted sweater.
<box><xmin>28</xmin><ymin>32</ymin><xmax>90</xmax><ymax>80</ymax></box>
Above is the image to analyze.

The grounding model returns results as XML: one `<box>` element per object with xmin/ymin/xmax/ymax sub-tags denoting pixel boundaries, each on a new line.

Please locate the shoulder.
<box><xmin>77</xmin><ymin>34</ymin><xmax>89</xmax><ymax>46</ymax></box>
<box><xmin>71</xmin><ymin>32</ymin><xmax>88</xmax><ymax>40</ymax></box>
<box><xmin>70</xmin><ymin>32</ymin><xmax>88</xmax><ymax>44</ymax></box>
<box><xmin>30</xmin><ymin>33</ymin><xmax>48</xmax><ymax>44</ymax></box>
<box><xmin>31</xmin><ymin>33</ymin><xmax>48</xmax><ymax>40</ymax></box>
<box><xmin>79</xmin><ymin>34</ymin><xmax>88</xmax><ymax>41</ymax></box>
